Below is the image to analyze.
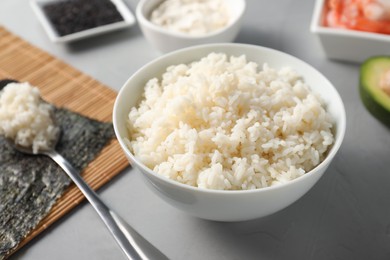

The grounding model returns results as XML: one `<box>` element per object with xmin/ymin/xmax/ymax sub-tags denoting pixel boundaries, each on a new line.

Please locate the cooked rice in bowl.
<box><xmin>125</xmin><ymin>52</ymin><xmax>334</xmax><ymax>190</ymax></box>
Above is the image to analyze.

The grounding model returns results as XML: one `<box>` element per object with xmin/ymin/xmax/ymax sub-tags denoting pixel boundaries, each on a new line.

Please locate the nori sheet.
<box><xmin>0</xmin><ymin>83</ymin><xmax>115</xmax><ymax>258</ymax></box>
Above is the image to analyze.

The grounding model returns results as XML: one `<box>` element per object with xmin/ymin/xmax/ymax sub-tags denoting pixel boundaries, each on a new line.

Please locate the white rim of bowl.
<box><xmin>113</xmin><ymin>43</ymin><xmax>346</xmax><ymax>195</ymax></box>
<box><xmin>135</xmin><ymin>0</ymin><xmax>246</xmax><ymax>39</ymax></box>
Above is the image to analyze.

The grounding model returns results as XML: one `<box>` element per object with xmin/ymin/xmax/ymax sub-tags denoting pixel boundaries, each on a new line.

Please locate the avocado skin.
<box><xmin>359</xmin><ymin>71</ymin><xmax>390</xmax><ymax>128</ymax></box>
<box><xmin>359</xmin><ymin>56</ymin><xmax>390</xmax><ymax>128</ymax></box>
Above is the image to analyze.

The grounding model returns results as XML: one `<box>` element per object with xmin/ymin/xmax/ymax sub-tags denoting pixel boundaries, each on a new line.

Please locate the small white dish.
<box><xmin>311</xmin><ymin>0</ymin><xmax>390</xmax><ymax>63</ymax></box>
<box><xmin>136</xmin><ymin>0</ymin><xmax>246</xmax><ymax>53</ymax></box>
<box><xmin>30</xmin><ymin>0</ymin><xmax>136</xmax><ymax>43</ymax></box>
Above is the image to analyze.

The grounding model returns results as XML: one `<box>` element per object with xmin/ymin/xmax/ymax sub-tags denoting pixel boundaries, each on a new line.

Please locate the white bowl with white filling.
<box><xmin>113</xmin><ymin>43</ymin><xmax>346</xmax><ymax>221</ymax></box>
<box><xmin>136</xmin><ymin>0</ymin><xmax>246</xmax><ymax>53</ymax></box>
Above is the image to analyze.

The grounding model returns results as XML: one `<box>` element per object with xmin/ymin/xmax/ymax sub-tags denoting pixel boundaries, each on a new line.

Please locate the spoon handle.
<box><xmin>47</xmin><ymin>150</ymin><xmax>168</xmax><ymax>260</ymax></box>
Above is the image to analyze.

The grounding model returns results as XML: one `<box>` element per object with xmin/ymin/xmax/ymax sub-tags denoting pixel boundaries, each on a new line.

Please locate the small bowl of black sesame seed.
<box><xmin>30</xmin><ymin>0</ymin><xmax>136</xmax><ymax>43</ymax></box>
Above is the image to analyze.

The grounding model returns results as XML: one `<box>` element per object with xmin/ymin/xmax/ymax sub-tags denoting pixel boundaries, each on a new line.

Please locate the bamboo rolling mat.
<box><xmin>0</xmin><ymin>27</ymin><xmax>130</xmax><ymax>255</ymax></box>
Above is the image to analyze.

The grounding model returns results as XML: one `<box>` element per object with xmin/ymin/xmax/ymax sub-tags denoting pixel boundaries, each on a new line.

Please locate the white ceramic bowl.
<box><xmin>30</xmin><ymin>0</ymin><xmax>136</xmax><ymax>43</ymax></box>
<box><xmin>136</xmin><ymin>0</ymin><xmax>246</xmax><ymax>53</ymax></box>
<box><xmin>113</xmin><ymin>43</ymin><xmax>346</xmax><ymax>222</ymax></box>
<box><xmin>311</xmin><ymin>0</ymin><xmax>390</xmax><ymax>63</ymax></box>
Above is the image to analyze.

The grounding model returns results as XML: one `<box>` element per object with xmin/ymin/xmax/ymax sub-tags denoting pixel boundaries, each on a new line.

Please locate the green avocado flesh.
<box><xmin>360</xmin><ymin>56</ymin><xmax>390</xmax><ymax>127</ymax></box>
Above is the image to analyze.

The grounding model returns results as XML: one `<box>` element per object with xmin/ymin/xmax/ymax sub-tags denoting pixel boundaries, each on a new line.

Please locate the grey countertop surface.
<box><xmin>1</xmin><ymin>0</ymin><xmax>390</xmax><ymax>259</ymax></box>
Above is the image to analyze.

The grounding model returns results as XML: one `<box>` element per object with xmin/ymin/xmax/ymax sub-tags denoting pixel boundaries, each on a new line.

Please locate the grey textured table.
<box><xmin>2</xmin><ymin>0</ymin><xmax>390</xmax><ymax>259</ymax></box>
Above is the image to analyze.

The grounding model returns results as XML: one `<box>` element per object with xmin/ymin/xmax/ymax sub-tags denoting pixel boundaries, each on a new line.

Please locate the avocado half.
<box><xmin>360</xmin><ymin>56</ymin><xmax>390</xmax><ymax>127</ymax></box>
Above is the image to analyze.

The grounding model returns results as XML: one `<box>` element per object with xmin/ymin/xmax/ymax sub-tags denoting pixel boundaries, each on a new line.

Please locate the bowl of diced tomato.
<box><xmin>311</xmin><ymin>0</ymin><xmax>390</xmax><ymax>63</ymax></box>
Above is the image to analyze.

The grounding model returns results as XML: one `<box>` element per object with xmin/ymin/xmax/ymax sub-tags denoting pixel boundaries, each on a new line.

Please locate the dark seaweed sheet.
<box><xmin>0</xmin><ymin>84</ymin><xmax>115</xmax><ymax>258</ymax></box>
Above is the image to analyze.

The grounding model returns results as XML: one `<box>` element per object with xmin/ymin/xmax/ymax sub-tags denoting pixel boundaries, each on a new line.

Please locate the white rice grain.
<box><xmin>0</xmin><ymin>82</ymin><xmax>59</xmax><ymax>154</ymax></box>
<box><xmin>126</xmin><ymin>53</ymin><xmax>334</xmax><ymax>190</ymax></box>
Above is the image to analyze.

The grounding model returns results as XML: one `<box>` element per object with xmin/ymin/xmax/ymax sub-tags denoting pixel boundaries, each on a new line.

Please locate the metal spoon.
<box><xmin>1</xmin><ymin>80</ymin><xmax>168</xmax><ymax>260</ymax></box>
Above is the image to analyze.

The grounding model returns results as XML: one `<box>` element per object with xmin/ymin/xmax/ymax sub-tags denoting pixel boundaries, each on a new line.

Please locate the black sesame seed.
<box><xmin>43</xmin><ymin>0</ymin><xmax>124</xmax><ymax>36</ymax></box>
